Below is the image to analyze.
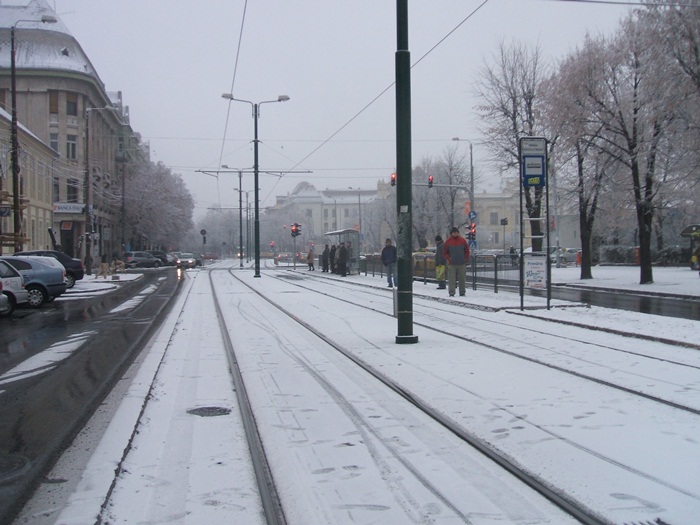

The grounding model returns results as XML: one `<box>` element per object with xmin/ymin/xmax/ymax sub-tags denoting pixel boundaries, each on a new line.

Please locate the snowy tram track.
<box><xmin>285</xmin><ymin>271</ymin><xmax>700</xmax><ymax>417</ymax></box>
<box><xmin>207</xmin><ymin>271</ymin><xmax>287</xmax><ymax>525</ymax></box>
<box><xmin>244</xmin><ymin>267</ymin><xmax>699</xmax><ymax>524</ymax></box>
<box><xmin>210</xmin><ymin>269</ymin><xmax>592</xmax><ymax>524</ymax></box>
<box><xmin>215</xmin><ymin>269</ymin><xmax>608</xmax><ymax>524</ymax></box>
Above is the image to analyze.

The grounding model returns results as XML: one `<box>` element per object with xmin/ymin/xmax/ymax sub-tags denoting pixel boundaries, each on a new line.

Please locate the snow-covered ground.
<box><xmin>14</xmin><ymin>262</ymin><xmax>700</xmax><ymax>525</ymax></box>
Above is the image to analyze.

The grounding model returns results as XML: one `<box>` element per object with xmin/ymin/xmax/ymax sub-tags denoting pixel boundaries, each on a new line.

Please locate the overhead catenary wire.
<box><xmin>214</xmin><ymin>0</ymin><xmax>249</xmax><ymax>209</ymax></box>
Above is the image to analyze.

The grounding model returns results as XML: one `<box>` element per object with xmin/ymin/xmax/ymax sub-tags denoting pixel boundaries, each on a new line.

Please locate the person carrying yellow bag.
<box><xmin>435</xmin><ymin>235</ymin><xmax>446</xmax><ymax>289</ymax></box>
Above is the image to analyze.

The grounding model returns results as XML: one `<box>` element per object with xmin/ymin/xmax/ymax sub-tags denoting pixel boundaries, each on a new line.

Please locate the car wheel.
<box><xmin>65</xmin><ymin>274</ymin><xmax>76</xmax><ymax>288</ymax></box>
<box><xmin>153</xmin><ymin>261</ymin><xmax>161</xmax><ymax>268</ymax></box>
<box><xmin>0</xmin><ymin>294</ymin><xmax>15</xmax><ymax>318</ymax></box>
<box><xmin>26</xmin><ymin>285</ymin><xmax>47</xmax><ymax>308</ymax></box>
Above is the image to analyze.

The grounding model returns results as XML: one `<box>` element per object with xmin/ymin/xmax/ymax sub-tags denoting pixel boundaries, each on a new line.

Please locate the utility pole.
<box><xmin>395</xmin><ymin>0</ymin><xmax>418</xmax><ymax>344</ymax></box>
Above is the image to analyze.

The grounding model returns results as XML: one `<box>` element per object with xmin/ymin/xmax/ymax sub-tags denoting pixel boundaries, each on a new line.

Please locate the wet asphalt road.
<box><xmin>0</xmin><ymin>269</ymin><xmax>183</xmax><ymax>525</ymax></box>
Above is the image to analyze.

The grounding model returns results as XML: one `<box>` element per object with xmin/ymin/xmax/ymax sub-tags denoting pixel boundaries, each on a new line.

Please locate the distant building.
<box><xmin>266</xmin><ymin>182</ymin><xmax>391</xmax><ymax>253</ymax></box>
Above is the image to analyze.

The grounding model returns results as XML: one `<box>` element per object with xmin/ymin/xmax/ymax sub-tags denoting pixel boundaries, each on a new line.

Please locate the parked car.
<box><xmin>175</xmin><ymin>252</ymin><xmax>197</xmax><ymax>269</ymax></box>
<box><xmin>0</xmin><ymin>256</ymin><xmax>67</xmax><ymax>308</ymax></box>
<box><xmin>0</xmin><ymin>283</ymin><xmax>9</xmax><ymax>317</ymax></box>
<box><xmin>123</xmin><ymin>251</ymin><xmax>162</xmax><ymax>268</ymax></box>
<box><xmin>549</xmin><ymin>247</ymin><xmax>580</xmax><ymax>264</ymax></box>
<box><xmin>146</xmin><ymin>250</ymin><xmax>174</xmax><ymax>266</ymax></box>
<box><xmin>0</xmin><ymin>260</ymin><xmax>28</xmax><ymax>317</ymax></box>
<box><xmin>15</xmin><ymin>249</ymin><xmax>85</xmax><ymax>288</ymax></box>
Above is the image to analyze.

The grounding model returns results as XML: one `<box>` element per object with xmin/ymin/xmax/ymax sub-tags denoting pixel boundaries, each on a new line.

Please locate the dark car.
<box><xmin>0</xmin><ymin>256</ymin><xmax>67</xmax><ymax>308</ymax></box>
<box><xmin>145</xmin><ymin>250</ymin><xmax>174</xmax><ymax>266</ymax></box>
<box><xmin>124</xmin><ymin>251</ymin><xmax>162</xmax><ymax>268</ymax></box>
<box><xmin>15</xmin><ymin>249</ymin><xmax>85</xmax><ymax>288</ymax></box>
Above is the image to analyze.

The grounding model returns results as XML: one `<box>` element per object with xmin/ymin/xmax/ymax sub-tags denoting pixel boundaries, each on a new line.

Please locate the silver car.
<box><xmin>0</xmin><ymin>259</ymin><xmax>29</xmax><ymax>317</ymax></box>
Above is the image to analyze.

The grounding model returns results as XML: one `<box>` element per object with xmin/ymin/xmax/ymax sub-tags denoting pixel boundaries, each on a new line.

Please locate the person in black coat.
<box><xmin>336</xmin><ymin>242</ymin><xmax>348</xmax><ymax>277</ymax></box>
<box><xmin>329</xmin><ymin>244</ymin><xmax>337</xmax><ymax>273</ymax></box>
<box><xmin>321</xmin><ymin>244</ymin><xmax>330</xmax><ymax>272</ymax></box>
<box><xmin>380</xmin><ymin>238</ymin><xmax>397</xmax><ymax>287</ymax></box>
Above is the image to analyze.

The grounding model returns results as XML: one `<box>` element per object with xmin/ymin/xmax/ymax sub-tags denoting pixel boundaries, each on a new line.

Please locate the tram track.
<box><xmin>21</xmin><ymin>265</ymin><xmax>692</xmax><ymax>524</ymax></box>
<box><xmin>268</xmin><ymin>269</ymin><xmax>700</xmax><ymax>417</ymax></box>
<box><xmin>215</xmin><ymin>267</ymin><xmax>642</xmax><ymax>525</ymax></box>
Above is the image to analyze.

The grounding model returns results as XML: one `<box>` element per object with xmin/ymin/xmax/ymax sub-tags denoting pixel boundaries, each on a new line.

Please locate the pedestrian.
<box><xmin>434</xmin><ymin>235</ymin><xmax>446</xmax><ymax>289</ymax></box>
<box><xmin>336</xmin><ymin>241</ymin><xmax>349</xmax><ymax>277</ymax></box>
<box><xmin>443</xmin><ymin>226</ymin><xmax>470</xmax><ymax>297</ymax></box>
<box><xmin>329</xmin><ymin>244</ymin><xmax>337</xmax><ymax>273</ymax></box>
<box><xmin>307</xmin><ymin>247</ymin><xmax>315</xmax><ymax>271</ymax></box>
<box><xmin>97</xmin><ymin>253</ymin><xmax>112</xmax><ymax>279</ymax></box>
<box><xmin>693</xmin><ymin>243</ymin><xmax>700</xmax><ymax>277</ymax></box>
<box><xmin>321</xmin><ymin>244</ymin><xmax>330</xmax><ymax>272</ymax></box>
<box><xmin>381</xmin><ymin>238</ymin><xmax>397</xmax><ymax>287</ymax></box>
<box><xmin>346</xmin><ymin>241</ymin><xmax>353</xmax><ymax>274</ymax></box>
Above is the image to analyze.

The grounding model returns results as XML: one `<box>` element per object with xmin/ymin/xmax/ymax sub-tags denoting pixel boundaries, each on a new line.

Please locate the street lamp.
<box><xmin>224</xmin><ymin>166</ymin><xmax>245</xmax><ymax>268</ymax></box>
<box><xmin>451</xmin><ymin>137</ymin><xmax>475</xmax><ymax>216</ymax></box>
<box><xmin>348</xmin><ymin>187</ymin><xmax>362</xmax><ymax>252</ymax></box>
<box><xmin>84</xmin><ymin>106</ymin><xmax>116</xmax><ymax>274</ymax></box>
<box><xmin>10</xmin><ymin>15</ymin><xmax>57</xmax><ymax>251</ymax></box>
<box><xmin>221</xmin><ymin>93</ymin><xmax>289</xmax><ymax>277</ymax></box>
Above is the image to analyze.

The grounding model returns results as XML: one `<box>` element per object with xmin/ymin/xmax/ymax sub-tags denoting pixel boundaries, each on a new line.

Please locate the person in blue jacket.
<box><xmin>381</xmin><ymin>238</ymin><xmax>397</xmax><ymax>287</ymax></box>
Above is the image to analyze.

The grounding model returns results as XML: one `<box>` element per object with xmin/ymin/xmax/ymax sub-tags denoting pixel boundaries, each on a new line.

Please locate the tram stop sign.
<box><xmin>520</xmin><ymin>137</ymin><xmax>547</xmax><ymax>188</ymax></box>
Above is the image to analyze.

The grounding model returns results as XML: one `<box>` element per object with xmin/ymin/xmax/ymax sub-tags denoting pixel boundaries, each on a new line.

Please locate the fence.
<box><xmin>361</xmin><ymin>253</ymin><xmax>521</xmax><ymax>292</ymax></box>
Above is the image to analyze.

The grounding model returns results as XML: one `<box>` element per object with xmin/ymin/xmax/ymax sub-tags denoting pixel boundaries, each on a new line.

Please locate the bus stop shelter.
<box><xmin>323</xmin><ymin>228</ymin><xmax>360</xmax><ymax>274</ymax></box>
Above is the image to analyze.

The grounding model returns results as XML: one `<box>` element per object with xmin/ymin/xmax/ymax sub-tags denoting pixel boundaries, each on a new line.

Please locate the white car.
<box><xmin>0</xmin><ymin>283</ymin><xmax>10</xmax><ymax>316</ymax></box>
<box><xmin>0</xmin><ymin>259</ymin><xmax>29</xmax><ymax>317</ymax></box>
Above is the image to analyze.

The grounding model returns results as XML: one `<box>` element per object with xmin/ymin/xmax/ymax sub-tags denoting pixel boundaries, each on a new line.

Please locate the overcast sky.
<box><xmin>53</xmin><ymin>0</ymin><xmax>635</xmax><ymax>218</ymax></box>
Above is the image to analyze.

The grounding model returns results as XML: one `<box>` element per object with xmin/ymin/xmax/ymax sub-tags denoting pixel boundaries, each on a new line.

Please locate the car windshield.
<box><xmin>180</xmin><ymin>253</ymin><xmax>195</xmax><ymax>258</ymax></box>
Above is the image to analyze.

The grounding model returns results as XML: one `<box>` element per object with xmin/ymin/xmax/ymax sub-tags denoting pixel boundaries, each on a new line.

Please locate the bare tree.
<box><xmin>578</xmin><ymin>15</ymin><xmax>678</xmax><ymax>283</ymax></box>
<box><xmin>123</xmin><ymin>160</ymin><xmax>194</xmax><ymax>250</ymax></box>
<box><xmin>543</xmin><ymin>35</ymin><xmax>614</xmax><ymax>279</ymax></box>
<box><xmin>475</xmin><ymin>42</ymin><xmax>551</xmax><ymax>251</ymax></box>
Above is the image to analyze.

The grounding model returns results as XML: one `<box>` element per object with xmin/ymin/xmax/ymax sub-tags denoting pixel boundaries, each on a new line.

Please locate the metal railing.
<box><xmin>360</xmin><ymin>253</ymin><xmax>520</xmax><ymax>292</ymax></box>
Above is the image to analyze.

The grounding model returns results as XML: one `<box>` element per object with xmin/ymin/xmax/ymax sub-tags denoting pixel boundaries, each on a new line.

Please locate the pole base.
<box><xmin>395</xmin><ymin>334</ymin><xmax>419</xmax><ymax>344</ymax></box>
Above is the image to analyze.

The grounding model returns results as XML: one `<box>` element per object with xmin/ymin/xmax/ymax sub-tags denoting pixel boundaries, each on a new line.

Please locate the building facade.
<box><xmin>0</xmin><ymin>0</ymin><xmax>138</xmax><ymax>265</ymax></box>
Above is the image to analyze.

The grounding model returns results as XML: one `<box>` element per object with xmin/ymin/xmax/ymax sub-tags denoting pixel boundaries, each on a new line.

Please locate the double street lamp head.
<box><xmin>221</xmin><ymin>93</ymin><xmax>290</xmax><ymax>104</ymax></box>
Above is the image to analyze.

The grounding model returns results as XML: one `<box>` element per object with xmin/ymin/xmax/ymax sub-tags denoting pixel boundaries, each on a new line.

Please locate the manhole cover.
<box><xmin>187</xmin><ymin>406</ymin><xmax>231</xmax><ymax>417</ymax></box>
<box><xmin>0</xmin><ymin>454</ymin><xmax>30</xmax><ymax>484</ymax></box>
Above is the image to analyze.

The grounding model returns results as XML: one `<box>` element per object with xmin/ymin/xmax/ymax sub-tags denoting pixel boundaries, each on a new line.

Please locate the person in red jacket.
<box><xmin>443</xmin><ymin>226</ymin><xmax>470</xmax><ymax>297</ymax></box>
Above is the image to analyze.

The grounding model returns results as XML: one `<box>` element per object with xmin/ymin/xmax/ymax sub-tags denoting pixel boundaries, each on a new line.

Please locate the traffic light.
<box><xmin>390</xmin><ymin>172</ymin><xmax>397</xmax><ymax>186</ymax></box>
<box><xmin>428</xmin><ymin>175</ymin><xmax>433</xmax><ymax>188</ymax></box>
<box><xmin>290</xmin><ymin>224</ymin><xmax>298</xmax><ymax>237</ymax></box>
<box><xmin>297</xmin><ymin>223</ymin><xmax>302</xmax><ymax>235</ymax></box>
<box><xmin>470</xmin><ymin>222</ymin><xmax>476</xmax><ymax>240</ymax></box>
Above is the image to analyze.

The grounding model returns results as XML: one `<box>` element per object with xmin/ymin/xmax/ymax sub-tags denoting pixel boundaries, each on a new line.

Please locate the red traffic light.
<box><xmin>428</xmin><ymin>175</ymin><xmax>434</xmax><ymax>188</ymax></box>
<box><xmin>390</xmin><ymin>172</ymin><xmax>397</xmax><ymax>186</ymax></box>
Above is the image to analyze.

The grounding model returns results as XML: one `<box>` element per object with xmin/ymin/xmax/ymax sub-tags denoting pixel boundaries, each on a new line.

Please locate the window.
<box><xmin>66</xmin><ymin>93</ymin><xmax>78</xmax><ymax>116</ymax></box>
<box><xmin>66</xmin><ymin>135</ymin><xmax>77</xmax><ymax>160</ymax></box>
<box><xmin>323</xmin><ymin>209</ymin><xmax>328</xmax><ymax>218</ymax></box>
<box><xmin>344</xmin><ymin>209</ymin><xmax>349</xmax><ymax>218</ymax></box>
<box><xmin>53</xmin><ymin>176</ymin><xmax>60</xmax><ymax>202</ymax></box>
<box><xmin>50</xmin><ymin>133</ymin><xmax>59</xmax><ymax>152</ymax></box>
<box><xmin>0</xmin><ymin>89</ymin><xmax>5</xmax><ymax>111</ymax></box>
<box><xmin>67</xmin><ymin>178</ymin><xmax>80</xmax><ymax>202</ymax></box>
<box><xmin>490</xmin><ymin>212</ymin><xmax>499</xmax><ymax>226</ymax></box>
<box><xmin>49</xmin><ymin>91</ymin><xmax>59</xmax><ymax>114</ymax></box>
